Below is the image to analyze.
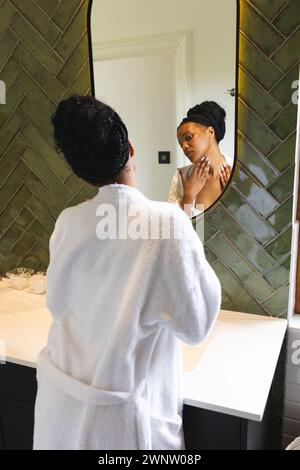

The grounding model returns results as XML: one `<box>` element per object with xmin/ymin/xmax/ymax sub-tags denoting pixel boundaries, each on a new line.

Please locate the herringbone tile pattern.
<box><xmin>0</xmin><ymin>0</ymin><xmax>299</xmax><ymax>318</ymax></box>
<box><xmin>202</xmin><ymin>0</ymin><xmax>299</xmax><ymax>317</ymax></box>
<box><xmin>0</xmin><ymin>0</ymin><xmax>96</xmax><ymax>273</ymax></box>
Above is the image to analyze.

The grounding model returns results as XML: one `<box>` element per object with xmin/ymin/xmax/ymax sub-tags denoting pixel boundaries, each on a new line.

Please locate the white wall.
<box><xmin>93</xmin><ymin>54</ymin><xmax>177</xmax><ymax>201</ymax></box>
<box><xmin>91</xmin><ymin>0</ymin><xmax>237</xmax><ymax>187</ymax></box>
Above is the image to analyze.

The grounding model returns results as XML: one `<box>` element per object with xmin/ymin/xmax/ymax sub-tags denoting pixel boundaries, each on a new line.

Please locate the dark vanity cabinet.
<box><xmin>0</xmin><ymin>338</ymin><xmax>285</xmax><ymax>450</ymax></box>
<box><xmin>183</xmin><ymin>381</ymin><xmax>284</xmax><ymax>450</ymax></box>
<box><xmin>0</xmin><ymin>361</ymin><xmax>36</xmax><ymax>450</ymax></box>
<box><xmin>183</xmin><ymin>338</ymin><xmax>286</xmax><ymax>450</ymax></box>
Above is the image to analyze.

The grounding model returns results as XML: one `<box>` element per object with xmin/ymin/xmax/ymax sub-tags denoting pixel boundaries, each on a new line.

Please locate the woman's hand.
<box><xmin>178</xmin><ymin>157</ymin><xmax>210</xmax><ymax>200</ymax></box>
<box><xmin>219</xmin><ymin>163</ymin><xmax>232</xmax><ymax>190</ymax></box>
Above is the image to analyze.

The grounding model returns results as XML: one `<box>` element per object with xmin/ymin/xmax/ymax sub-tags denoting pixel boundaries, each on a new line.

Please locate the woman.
<box><xmin>168</xmin><ymin>101</ymin><xmax>232</xmax><ymax>217</ymax></box>
<box><xmin>33</xmin><ymin>95</ymin><xmax>221</xmax><ymax>450</ymax></box>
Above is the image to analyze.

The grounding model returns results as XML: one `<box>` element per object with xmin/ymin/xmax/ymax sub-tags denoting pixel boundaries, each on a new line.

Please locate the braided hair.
<box><xmin>178</xmin><ymin>101</ymin><xmax>226</xmax><ymax>143</ymax></box>
<box><xmin>51</xmin><ymin>95</ymin><xmax>130</xmax><ymax>185</ymax></box>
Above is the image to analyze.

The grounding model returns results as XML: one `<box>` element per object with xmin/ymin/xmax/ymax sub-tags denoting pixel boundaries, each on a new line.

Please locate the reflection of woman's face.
<box><xmin>177</xmin><ymin>122</ymin><xmax>212</xmax><ymax>164</ymax></box>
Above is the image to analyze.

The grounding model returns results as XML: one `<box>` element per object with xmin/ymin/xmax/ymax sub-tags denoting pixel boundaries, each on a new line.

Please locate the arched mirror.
<box><xmin>87</xmin><ymin>0</ymin><xmax>239</xmax><ymax>217</ymax></box>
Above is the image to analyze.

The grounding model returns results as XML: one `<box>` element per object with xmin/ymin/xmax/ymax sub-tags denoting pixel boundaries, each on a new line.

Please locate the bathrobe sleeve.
<box><xmin>45</xmin><ymin>208</ymin><xmax>71</xmax><ymax>317</ymax></box>
<box><xmin>168</xmin><ymin>171</ymin><xmax>182</xmax><ymax>207</ymax></box>
<box><xmin>47</xmin><ymin>208</ymin><xmax>71</xmax><ymax>260</ymax></box>
<box><xmin>144</xmin><ymin>210</ymin><xmax>221</xmax><ymax>345</ymax></box>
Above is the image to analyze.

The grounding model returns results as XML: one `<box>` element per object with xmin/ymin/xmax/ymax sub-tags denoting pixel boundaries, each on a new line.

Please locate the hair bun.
<box><xmin>51</xmin><ymin>95</ymin><xmax>130</xmax><ymax>184</ymax></box>
<box><xmin>187</xmin><ymin>101</ymin><xmax>226</xmax><ymax>120</ymax></box>
<box><xmin>186</xmin><ymin>100</ymin><xmax>226</xmax><ymax>142</ymax></box>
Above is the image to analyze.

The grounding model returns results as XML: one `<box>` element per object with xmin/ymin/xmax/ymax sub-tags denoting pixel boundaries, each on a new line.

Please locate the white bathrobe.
<box><xmin>33</xmin><ymin>183</ymin><xmax>221</xmax><ymax>450</ymax></box>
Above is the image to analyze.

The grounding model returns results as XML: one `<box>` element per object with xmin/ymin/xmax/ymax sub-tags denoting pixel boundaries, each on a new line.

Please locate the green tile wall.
<box><xmin>0</xmin><ymin>0</ymin><xmax>299</xmax><ymax>319</ymax></box>
<box><xmin>0</xmin><ymin>0</ymin><xmax>96</xmax><ymax>273</ymax></box>
<box><xmin>201</xmin><ymin>0</ymin><xmax>299</xmax><ymax>318</ymax></box>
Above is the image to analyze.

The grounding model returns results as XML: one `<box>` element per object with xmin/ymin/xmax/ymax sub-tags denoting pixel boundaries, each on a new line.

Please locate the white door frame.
<box><xmin>92</xmin><ymin>30</ymin><xmax>192</xmax><ymax>167</ymax></box>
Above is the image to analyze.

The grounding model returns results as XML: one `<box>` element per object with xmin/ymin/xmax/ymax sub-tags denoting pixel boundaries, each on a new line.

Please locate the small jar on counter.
<box><xmin>29</xmin><ymin>272</ymin><xmax>46</xmax><ymax>294</ymax></box>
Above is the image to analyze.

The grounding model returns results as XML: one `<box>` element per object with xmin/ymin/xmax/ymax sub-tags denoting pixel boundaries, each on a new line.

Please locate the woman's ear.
<box><xmin>208</xmin><ymin>126</ymin><xmax>215</xmax><ymax>139</ymax></box>
<box><xmin>129</xmin><ymin>141</ymin><xmax>134</xmax><ymax>157</ymax></box>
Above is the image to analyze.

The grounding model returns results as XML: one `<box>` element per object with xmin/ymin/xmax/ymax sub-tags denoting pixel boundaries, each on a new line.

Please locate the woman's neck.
<box><xmin>111</xmin><ymin>167</ymin><xmax>138</xmax><ymax>188</ymax></box>
<box><xmin>99</xmin><ymin>162</ymin><xmax>138</xmax><ymax>189</ymax></box>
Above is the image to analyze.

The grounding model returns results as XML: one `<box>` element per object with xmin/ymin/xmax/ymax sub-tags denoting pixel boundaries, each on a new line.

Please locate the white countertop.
<box><xmin>0</xmin><ymin>280</ymin><xmax>52</xmax><ymax>367</ymax></box>
<box><xmin>0</xmin><ymin>280</ymin><xmax>287</xmax><ymax>421</ymax></box>
<box><xmin>182</xmin><ymin>310</ymin><xmax>287</xmax><ymax>421</ymax></box>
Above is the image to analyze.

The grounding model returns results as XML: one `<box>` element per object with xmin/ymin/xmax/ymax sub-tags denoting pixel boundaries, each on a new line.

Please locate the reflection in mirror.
<box><xmin>89</xmin><ymin>0</ymin><xmax>237</xmax><ymax>215</ymax></box>
<box><xmin>170</xmin><ymin>101</ymin><xmax>233</xmax><ymax>216</ymax></box>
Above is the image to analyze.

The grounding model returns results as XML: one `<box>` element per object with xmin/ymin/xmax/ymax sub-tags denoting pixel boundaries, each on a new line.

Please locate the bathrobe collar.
<box><xmin>95</xmin><ymin>183</ymin><xmax>147</xmax><ymax>202</ymax></box>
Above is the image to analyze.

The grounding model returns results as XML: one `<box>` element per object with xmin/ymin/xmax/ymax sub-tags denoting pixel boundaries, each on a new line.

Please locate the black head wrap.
<box><xmin>178</xmin><ymin>101</ymin><xmax>226</xmax><ymax>143</ymax></box>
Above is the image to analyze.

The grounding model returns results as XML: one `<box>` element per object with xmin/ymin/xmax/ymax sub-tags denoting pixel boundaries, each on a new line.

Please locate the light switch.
<box><xmin>158</xmin><ymin>151</ymin><xmax>170</xmax><ymax>164</ymax></box>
